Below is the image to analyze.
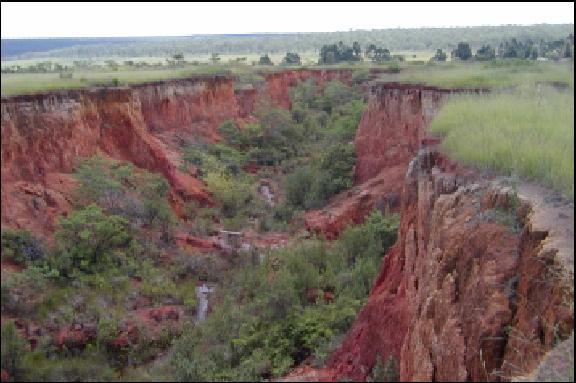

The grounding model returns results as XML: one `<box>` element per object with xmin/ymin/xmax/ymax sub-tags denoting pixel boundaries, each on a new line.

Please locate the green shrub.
<box><xmin>73</xmin><ymin>156</ymin><xmax>177</xmax><ymax>232</ymax></box>
<box><xmin>285</xmin><ymin>166</ymin><xmax>314</xmax><ymax>207</ymax></box>
<box><xmin>205</xmin><ymin>172</ymin><xmax>252</xmax><ymax>218</ymax></box>
<box><xmin>321</xmin><ymin>80</ymin><xmax>356</xmax><ymax>112</ymax></box>
<box><xmin>285</xmin><ymin>143</ymin><xmax>355</xmax><ymax>210</ymax></box>
<box><xmin>22</xmin><ymin>349</ymin><xmax>116</xmax><ymax>382</ymax></box>
<box><xmin>368</xmin><ymin>355</ymin><xmax>400</xmax><ymax>382</ymax></box>
<box><xmin>50</xmin><ymin>204</ymin><xmax>133</xmax><ymax>278</ymax></box>
<box><xmin>1</xmin><ymin>322</ymin><xmax>27</xmax><ymax>381</ymax></box>
<box><xmin>189</xmin><ymin>208</ymin><xmax>216</xmax><ymax>236</ymax></box>
<box><xmin>0</xmin><ymin>229</ymin><xmax>44</xmax><ymax>265</ymax></box>
<box><xmin>218</xmin><ymin>120</ymin><xmax>242</xmax><ymax>146</ymax></box>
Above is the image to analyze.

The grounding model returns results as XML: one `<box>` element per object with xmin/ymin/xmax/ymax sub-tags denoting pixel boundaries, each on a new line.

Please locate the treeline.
<box><xmin>449</xmin><ymin>33</ymin><xmax>574</xmax><ymax>61</ymax></box>
<box><xmin>3</xmin><ymin>24</ymin><xmax>573</xmax><ymax>59</ymax></box>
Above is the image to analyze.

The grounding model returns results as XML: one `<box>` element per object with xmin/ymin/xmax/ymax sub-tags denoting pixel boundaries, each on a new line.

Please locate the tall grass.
<box><xmin>430</xmin><ymin>86</ymin><xmax>574</xmax><ymax>198</ymax></box>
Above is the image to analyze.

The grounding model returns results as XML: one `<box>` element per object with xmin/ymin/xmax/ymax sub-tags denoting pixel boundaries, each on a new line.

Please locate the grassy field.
<box><xmin>0</xmin><ymin>64</ymin><xmax>280</xmax><ymax>96</ymax></box>
<box><xmin>0</xmin><ymin>50</ymin><xmax>437</xmax><ymax>96</ymax></box>
<box><xmin>431</xmin><ymin>84</ymin><xmax>574</xmax><ymax>198</ymax></box>
<box><xmin>0</xmin><ymin>51</ymin><xmax>321</xmax><ymax>68</ymax></box>
<box><xmin>379</xmin><ymin>60</ymin><xmax>575</xmax><ymax>89</ymax></box>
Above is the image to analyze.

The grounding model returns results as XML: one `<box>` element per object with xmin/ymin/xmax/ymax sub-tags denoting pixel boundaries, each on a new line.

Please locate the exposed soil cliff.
<box><xmin>1</xmin><ymin>76</ymin><xmax>243</xmax><ymax>236</ymax></box>
<box><xmin>305</xmin><ymin>83</ymin><xmax>485</xmax><ymax>237</ymax></box>
<box><xmin>322</xmin><ymin>83</ymin><xmax>574</xmax><ymax>382</ymax></box>
<box><xmin>1</xmin><ymin>71</ymin><xmax>354</xmax><ymax>237</ymax></box>
<box><xmin>2</xmin><ymin>75</ymin><xmax>572</xmax><ymax>382</ymax></box>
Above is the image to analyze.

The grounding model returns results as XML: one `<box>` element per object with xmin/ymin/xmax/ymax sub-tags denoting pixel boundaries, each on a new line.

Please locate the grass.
<box><xmin>430</xmin><ymin>85</ymin><xmax>574</xmax><ymax>198</ymax></box>
<box><xmin>381</xmin><ymin>60</ymin><xmax>574</xmax><ymax>89</ymax></box>
<box><xmin>1</xmin><ymin>50</ymin><xmax>442</xmax><ymax>96</ymax></box>
<box><xmin>0</xmin><ymin>65</ymin><xmax>242</xmax><ymax>96</ymax></box>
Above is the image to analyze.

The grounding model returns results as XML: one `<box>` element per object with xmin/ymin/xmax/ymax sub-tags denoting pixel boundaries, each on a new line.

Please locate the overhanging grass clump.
<box><xmin>431</xmin><ymin>87</ymin><xmax>574</xmax><ymax>198</ymax></box>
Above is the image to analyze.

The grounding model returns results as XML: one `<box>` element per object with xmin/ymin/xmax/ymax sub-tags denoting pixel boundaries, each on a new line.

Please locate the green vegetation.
<box><xmin>433</xmin><ymin>48</ymin><xmax>447</xmax><ymax>62</ymax></box>
<box><xmin>285</xmin><ymin>142</ymin><xmax>355</xmax><ymax>209</ymax></box>
<box><xmin>73</xmin><ymin>156</ymin><xmax>176</xmax><ymax>236</ymax></box>
<box><xmin>431</xmin><ymin>86</ymin><xmax>574</xmax><ymax>198</ymax></box>
<box><xmin>170</xmin><ymin>209</ymin><xmax>399</xmax><ymax>381</ymax></box>
<box><xmin>3</xmin><ymin>30</ymin><xmax>573</xmax><ymax>96</ymax></box>
<box><xmin>0</xmin><ymin>156</ymin><xmax>231</xmax><ymax>381</ymax></box>
<box><xmin>1</xmin><ymin>322</ymin><xmax>28</xmax><ymax>381</ymax></box>
<box><xmin>4</xmin><ymin>25</ymin><xmax>572</xmax><ymax>60</ymax></box>
<box><xmin>318</xmin><ymin>41</ymin><xmax>362</xmax><ymax>64</ymax></box>
<box><xmin>50</xmin><ymin>204</ymin><xmax>133</xmax><ymax>278</ymax></box>
<box><xmin>258</xmin><ymin>54</ymin><xmax>273</xmax><ymax>66</ymax></box>
<box><xmin>1</xmin><ymin>229</ymin><xmax>44</xmax><ymax>266</ymax></box>
<box><xmin>368</xmin><ymin>355</ymin><xmax>400</xmax><ymax>382</ymax></box>
<box><xmin>180</xmin><ymin>78</ymin><xmax>366</xmax><ymax>234</ymax></box>
<box><xmin>451</xmin><ymin>42</ymin><xmax>473</xmax><ymax>60</ymax></box>
<box><xmin>388</xmin><ymin>60</ymin><xmax>574</xmax><ymax>88</ymax></box>
<box><xmin>282</xmin><ymin>52</ymin><xmax>302</xmax><ymax>66</ymax></box>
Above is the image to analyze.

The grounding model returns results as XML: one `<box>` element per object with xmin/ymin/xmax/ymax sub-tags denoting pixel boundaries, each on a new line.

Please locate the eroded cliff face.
<box><xmin>305</xmin><ymin>83</ymin><xmax>485</xmax><ymax>238</ymax></box>
<box><xmin>2</xmin><ymin>76</ymin><xmax>572</xmax><ymax>382</ymax></box>
<box><xmin>0</xmin><ymin>70</ymin><xmax>354</xmax><ymax>238</ymax></box>
<box><xmin>1</xmin><ymin>76</ymin><xmax>242</xmax><ymax>237</ymax></box>
<box><xmin>323</xmin><ymin>84</ymin><xmax>574</xmax><ymax>382</ymax></box>
<box><xmin>264</xmin><ymin>69</ymin><xmax>353</xmax><ymax>109</ymax></box>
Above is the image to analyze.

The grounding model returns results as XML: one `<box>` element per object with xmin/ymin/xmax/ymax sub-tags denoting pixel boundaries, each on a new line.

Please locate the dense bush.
<box><xmin>1</xmin><ymin>322</ymin><xmax>27</xmax><ymax>381</ymax></box>
<box><xmin>205</xmin><ymin>172</ymin><xmax>253</xmax><ymax>218</ymax></box>
<box><xmin>282</xmin><ymin>52</ymin><xmax>302</xmax><ymax>66</ymax></box>
<box><xmin>285</xmin><ymin>142</ymin><xmax>355</xmax><ymax>209</ymax></box>
<box><xmin>73</xmin><ymin>156</ymin><xmax>175</xmax><ymax>235</ymax></box>
<box><xmin>218</xmin><ymin>120</ymin><xmax>243</xmax><ymax>146</ymax></box>
<box><xmin>50</xmin><ymin>204</ymin><xmax>134</xmax><ymax>278</ymax></box>
<box><xmin>0</xmin><ymin>229</ymin><xmax>44</xmax><ymax>265</ymax></box>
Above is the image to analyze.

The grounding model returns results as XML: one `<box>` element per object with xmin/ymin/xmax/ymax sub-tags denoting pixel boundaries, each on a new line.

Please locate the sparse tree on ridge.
<box><xmin>433</xmin><ymin>48</ymin><xmax>447</xmax><ymax>62</ymax></box>
<box><xmin>451</xmin><ymin>42</ymin><xmax>472</xmax><ymax>60</ymax></box>
<box><xmin>259</xmin><ymin>54</ymin><xmax>274</xmax><ymax>65</ymax></box>
<box><xmin>281</xmin><ymin>52</ymin><xmax>302</xmax><ymax>66</ymax></box>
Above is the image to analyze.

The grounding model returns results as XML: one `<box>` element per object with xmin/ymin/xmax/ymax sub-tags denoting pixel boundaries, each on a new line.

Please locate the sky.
<box><xmin>1</xmin><ymin>2</ymin><xmax>574</xmax><ymax>38</ymax></box>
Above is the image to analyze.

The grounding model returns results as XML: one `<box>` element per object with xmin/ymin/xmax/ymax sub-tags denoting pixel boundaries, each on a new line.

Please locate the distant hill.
<box><xmin>1</xmin><ymin>37</ymin><xmax>143</xmax><ymax>59</ymax></box>
<box><xmin>1</xmin><ymin>25</ymin><xmax>573</xmax><ymax>59</ymax></box>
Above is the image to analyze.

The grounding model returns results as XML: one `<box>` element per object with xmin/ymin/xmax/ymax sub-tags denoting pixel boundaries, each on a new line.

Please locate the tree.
<box><xmin>52</xmin><ymin>204</ymin><xmax>132</xmax><ymax>277</ymax></box>
<box><xmin>259</xmin><ymin>54</ymin><xmax>273</xmax><ymax>66</ymax></box>
<box><xmin>365</xmin><ymin>44</ymin><xmax>377</xmax><ymax>58</ymax></box>
<box><xmin>475</xmin><ymin>45</ymin><xmax>496</xmax><ymax>61</ymax></box>
<box><xmin>281</xmin><ymin>52</ymin><xmax>301</xmax><ymax>66</ymax></box>
<box><xmin>352</xmin><ymin>41</ymin><xmax>362</xmax><ymax>58</ymax></box>
<box><xmin>105</xmin><ymin>59</ymin><xmax>119</xmax><ymax>71</ymax></box>
<box><xmin>318</xmin><ymin>41</ymin><xmax>362</xmax><ymax>64</ymax></box>
<box><xmin>372</xmin><ymin>47</ymin><xmax>391</xmax><ymax>63</ymax></box>
<box><xmin>433</xmin><ymin>48</ymin><xmax>447</xmax><ymax>62</ymax></box>
<box><xmin>452</xmin><ymin>42</ymin><xmax>472</xmax><ymax>60</ymax></box>
<box><xmin>172</xmin><ymin>53</ymin><xmax>185</xmax><ymax>65</ymax></box>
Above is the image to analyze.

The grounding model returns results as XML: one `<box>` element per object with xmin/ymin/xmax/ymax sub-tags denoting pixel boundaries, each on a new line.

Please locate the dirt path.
<box><xmin>495</xmin><ymin>177</ymin><xmax>574</xmax><ymax>272</ymax></box>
